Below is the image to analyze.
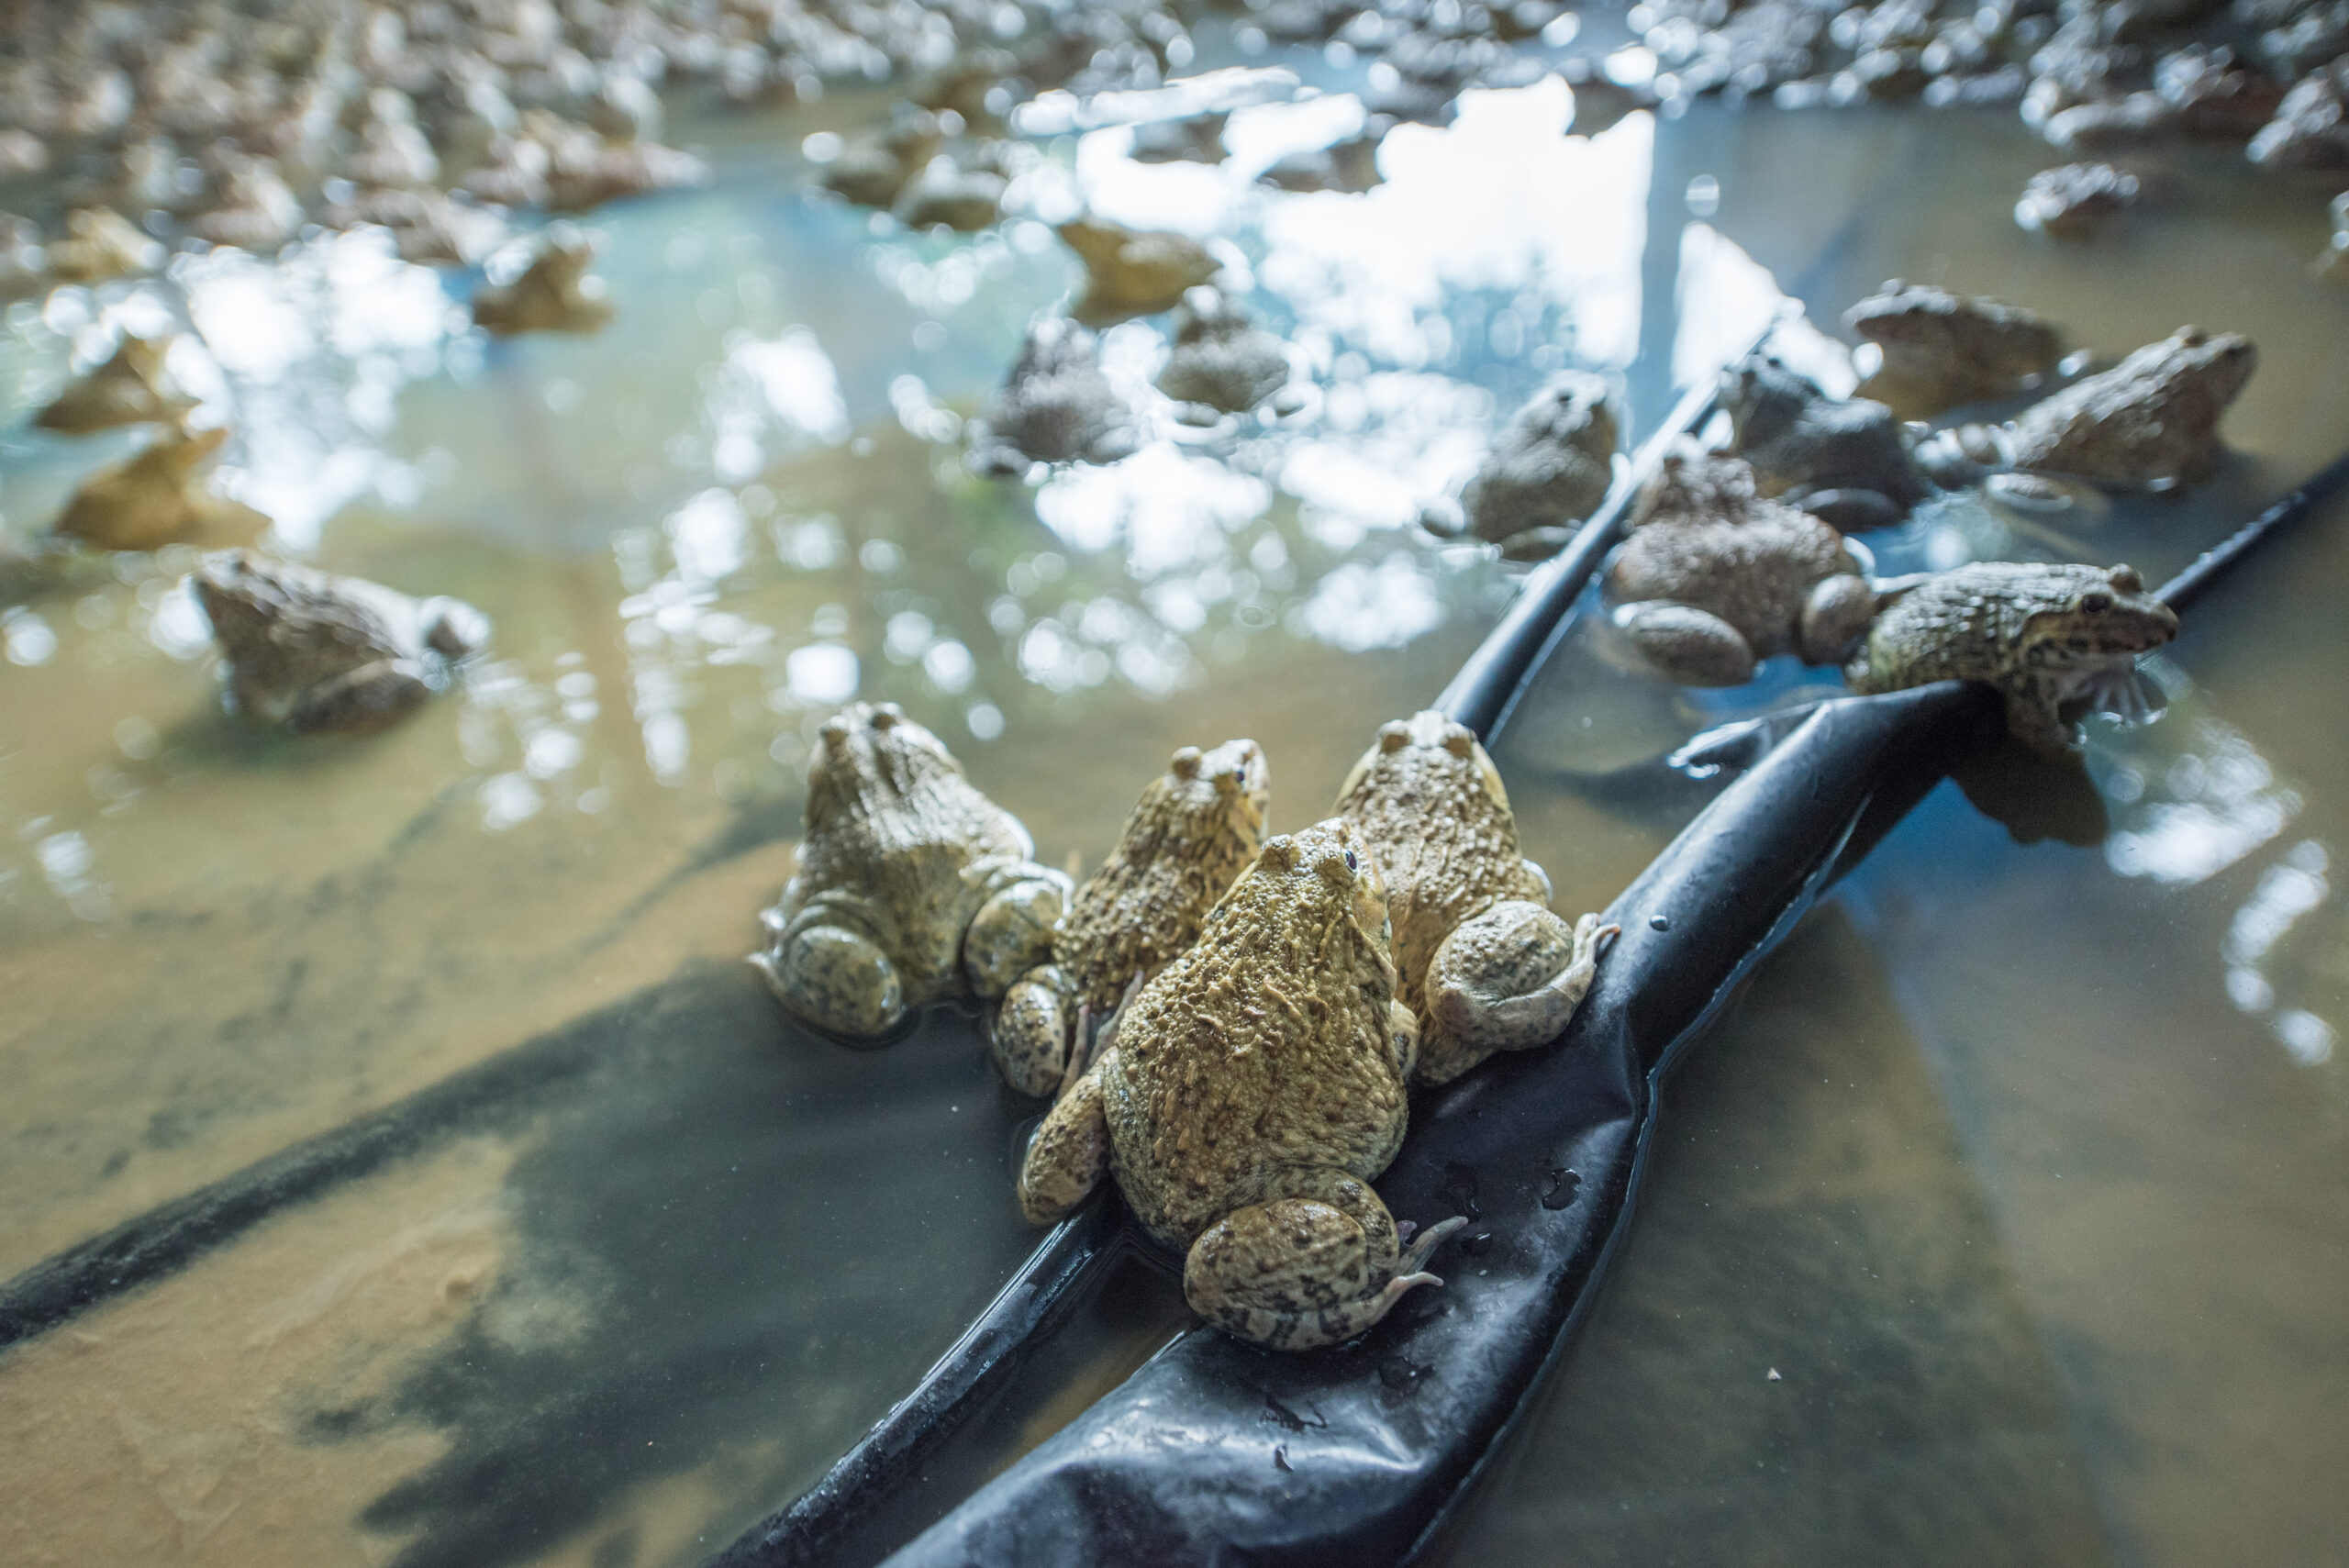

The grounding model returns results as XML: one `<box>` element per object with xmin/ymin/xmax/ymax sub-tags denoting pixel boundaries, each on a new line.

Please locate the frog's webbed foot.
<box><xmin>993</xmin><ymin>964</ymin><xmax>1077</xmax><ymax>1098</ymax></box>
<box><xmin>1613</xmin><ymin>601</ymin><xmax>1758</xmax><ymax>687</ymax></box>
<box><xmin>1018</xmin><ymin>1049</ymin><xmax>1113</xmax><ymax>1225</ymax></box>
<box><xmin>1422</xmin><ymin>905</ymin><xmax>1618</xmax><ymax>1084</ymax></box>
<box><xmin>963</xmin><ymin>866</ymin><xmax>1070</xmax><ymax>998</ymax></box>
<box><xmin>1184</xmin><ymin>1169</ymin><xmax>1466</xmax><ymax>1351</ymax></box>
<box><xmin>751</xmin><ymin>909</ymin><xmax>907</xmax><ymax>1040</ymax></box>
<box><xmin>285</xmin><ymin>659</ymin><xmax>431</xmax><ymax>735</ymax></box>
<box><xmin>1798</xmin><ymin>573</ymin><xmax>1876</xmax><ymax>665</ymax></box>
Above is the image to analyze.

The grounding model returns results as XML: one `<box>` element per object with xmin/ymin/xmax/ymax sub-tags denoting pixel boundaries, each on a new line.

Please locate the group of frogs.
<box><xmin>1453</xmin><ymin>278</ymin><xmax>2252</xmax><ymax>752</ymax></box>
<box><xmin>752</xmin><ymin>700</ymin><xmax>1615</xmax><ymax>1351</ymax></box>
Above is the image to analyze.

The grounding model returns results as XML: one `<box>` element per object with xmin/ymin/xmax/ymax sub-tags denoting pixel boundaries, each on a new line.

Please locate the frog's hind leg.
<box><xmin>751</xmin><ymin>908</ymin><xmax>907</xmax><ymax>1040</ymax></box>
<box><xmin>963</xmin><ymin>866</ymin><xmax>1071</xmax><ymax>998</ymax></box>
<box><xmin>1184</xmin><ymin>1168</ymin><xmax>1467</xmax><ymax>1351</ymax></box>
<box><xmin>285</xmin><ymin>659</ymin><xmax>432</xmax><ymax>735</ymax></box>
<box><xmin>1018</xmin><ymin>1050</ymin><xmax>1114</xmax><ymax>1225</ymax></box>
<box><xmin>992</xmin><ymin>963</ymin><xmax>1077</xmax><ymax>1097</ymax></box>
<box><xmin>1420</xmin><ymin>904</ymin><xmax>1617</xmax><ymax>1084</ymax></box>
<box><xmin>1613</xmin><ymin>602</ymin><xmax>1759</xmax><ymax>687</ymax></box>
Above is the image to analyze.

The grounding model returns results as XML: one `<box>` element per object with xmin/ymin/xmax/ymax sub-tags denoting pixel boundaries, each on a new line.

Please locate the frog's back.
<box><xmin>1851</xmin><ymin>562</ymin><xmax>2044</xmax><ymax>691</ymax></box>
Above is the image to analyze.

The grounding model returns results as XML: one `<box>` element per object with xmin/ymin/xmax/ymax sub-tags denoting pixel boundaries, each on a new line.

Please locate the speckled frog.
<box><xmin>1335</xmin><ymin>711</ymin><xmax>1616</xmax><ymax>1086</ymax></box>
<box><xmin>1603</xmin><ymin>450</ymin><xmax>1878</xmax><ymax>687</ymax></box>
<box><xmin>194</xmin><ymin>550</ymin><xmax>489</xmax><ymax>733</ymax></box>
<box><xmin>1019</xmin><ymin>820</ymin><xmax>1465</xmax><ymax>1351</ymax></box>
<box><xmin>992</xmin><ymin>739</ymin><xmax>1268</xmax><ymax>1096</ymax></box>
<box><xmin>1847</xmin><ymin>561</ymin><xmax>2177</xmax><ymax>752</ymax></box>
<box><xmin>753</xmin><ymin>703</ymin><xmax>1070</xmax><ymax>1040</ymax></box>
<box><xmin>1723</xmin><ymin>350</ymin><xmax>1932</xmax><ymax>531</ymax></box>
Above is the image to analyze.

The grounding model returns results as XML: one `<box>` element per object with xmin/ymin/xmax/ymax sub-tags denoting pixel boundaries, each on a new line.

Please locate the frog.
<box><xmin>1335</xmin><ymin>710</ymin><xmax>1618</xmax><ymax>1086</ymax></box>
<box><xmin>1845</xmin><ymin>561</ymin><xmax>2177</xmax><ymax>753</ymax></box>
<box><xmin>193</xmin><ymin>549</ymin><xmax>491</xmax><ymax>734</ymax></box>
<box><xmin>1602</xmin><ymin>450</ymin><xmax>1878</xmax><ymax>687</ymax></box>
<box><xmin>992</xmin><ymin>739</ymin><xmax>1269</xmax><ymax>1096</ymax></box>
<box><xmin>1461</xmin><ymin>370</ymin><xmax>1619</xmax><ymax>555</ymax></box>
<box><xmin>1843</xmin><ymin>279</ymin><xmax>2066</xmax><ymax>416</ymax></box>
<box><xmin>51</xmin><ymin>424</ymin><xmax>270</xmax><ymax>551</ymax></box>
<box><xmin>1721</xmin><ymin>350</ymin><xmax>1932</xmax><ymax>532</ymax></box>
<box><xmin>820</xmin><ymin>106</ymin><xmax>946</xmax><ymax>208</ymax></box>
<box><xmin>1057</xmin><ymin>217</ymin><xmax>1221</xmax><ymax>326</ymax></box>
<box><xmin>966</xmin><ymin>317</ymin><xmax>1139</xmax><ymax>473</ymax></box>
<box><xmin>893</xmin><ymin>155</ymin><xmax>1007</xmax><ymax>232</ymax></box>
<box><xmin>1019</xmin><ymin>819</ymin><xmax>1468</xmax><ymax>1351</ymax></box>
<box><xmin>751</xmin><ymin>702</ymin><xmax>1072</xmax><ymax>1040</ymax></box>
<box><xmin>43</xmin><ymin>207</ymin><xmax>161</xmax><ymax>284</ymax></box>
<box><xmin>1154</xmin><ymin>286</ymin><xmax>1293</xmax><ymax>417</ymax></box>
<box><xmin>35</xmin><ymin>334</ymin><xmax>195</xmax><ymax>434</ymax></box>
<box><xmin>2000</xmin><ymin>327</ymin><xmax>2254</xmax><ymax>488</ymax></box>
<box><xmin>473</xmin><ymin>232</ymin><xmax>613</xmax><ymax>337</ymax></box>
<box><xmin>2014</xmin><ymin>161</ymin><xmax>2141</xmax><ymax>239</ymax></box>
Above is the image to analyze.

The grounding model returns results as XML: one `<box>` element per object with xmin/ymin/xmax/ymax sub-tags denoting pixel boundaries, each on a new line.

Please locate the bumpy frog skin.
<box><xmin>474</xmin><ymin>234</ymin><xmax>613</xmax><ymax>337</ymax></box>
<box><xmin>753</xmin><ymin>703</ymin><xmax>1070</xmax><ymax>1040</ymax></box>
<box><xmin>1846</xmin><ymin>561</ymin><xmax>2177</xmax><ymax>752</ymax></box>
<box><xmin>992</xmin><ymin>739</ymin><xmax>1268</xmax><ymax>1096</ymax></box>
<box><xmin>1461</xmin><ymin>371</ymin><xmax>1619</xmax><ymax>552</ymax></box>
<box><xmin>967</xmin><ymin>318</ymin><xmax>1138</xmax><ymax>473</ymax></box>
<box><xmin>2001</xmin><ymin>328</ymin><xmax>2254</xmax><ymax>487</ymax></box>
<box><xmin>1844</xmin><ymin>279</ymin><xmax>2065</xmax><ymax>415</ymax></box>
<box><xmin>1722</xmin><ymin>351</ymin><xmax>1931</xmax><ymax>532</ymax></box>
<box><xmin>1336</xmin><ymin>711</ymin><xmax>1616</xmax><ymax>1086</ymax></box>
<box><xmin>194</xmin><ymin>550</ymin><xmax>489</xmax><ymax>733</ymax></box>
<box><xmin>36</xmin><ymin>334</ymin><xmax>195</xmax><ymax>433</ymax></box>
<box><xmin>1019</xmin><ymin>820</ymin><xmax>1466</xmax><ymax>1351</ymax></box>
<box><xmin>53</xmin><ymin>425</ymin><xmax>270</xmax><ymax>551</ymax></box>
<box><xmin>1602</xmin><ymin>450</ymin><xmax>1878</xmax><ymax>687</ymax></box>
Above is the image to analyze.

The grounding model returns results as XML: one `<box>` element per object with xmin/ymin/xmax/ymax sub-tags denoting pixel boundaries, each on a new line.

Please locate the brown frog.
<box><xmin>1721</xmin><ymin>351</ymin><xmax>1932</xmax><ymax>532</ymax></box>
<box><xmin>1155</xmin><ymin>287</ymin><xmax>1293</xmax><ymax>416</ymax></box>
<box><xmin>752</xmin><ymin>703</ymin><xmax>1070</xmax><ymax>1040</ymax></box>
<box><xmin>1336</xmin><ymin>711</ymin><xmax>1618</xmax><ymax>1086</ymax></box>
<box><xmin>1461</xmin><ymin>371</ymin><xmax>1619</xmax><ymax>556</ymax></box>
<box><xmin>51</xmin><ymin>425</ymin><xmax>270</xmax><ymax>551</ymax></box>
<box><xmin>967</xmin><ymin>318</ymin><xmax>1139</xmax><ymax>473</ymax></box>
<box><xmin>473</xmin><ymin>233</ymin><xmax>613</xmax><ymax>337</ymax></box>
<box><xmin>194</xmin><ymin>550</ymin><xmax>490</xmax><ymax>733</ymax></box>
<box><xmin>1058</xmin><ymin>217</ymin><xmax>1221</xmax><ymax>325</ymax></box>
<box><xmin>1846</xmin><ymin>561</ymin><xmax>2177</xmax><ymax>752</ymax></box>
<box><xmin>35</xmin><ymin>334</ymin><xmax>195</xmax><ymax>434</ymax></box>
<box><xmin>1019</xmin><ymin>820</ymin><xmax>1466</xmax><ymax>1351</ymax></box>
<box><xmin>1603</xmin><ymin>450</ymin><xmax>1877</xmax><ymax>687</ymax></box>
<box><xmin>993</xmin><ymin>740</ymin><xmax>1268</xmax><ymax>1096</ymax></box>
<box><xmin>1844</xmin><ymin>279</ymin><xmax>2065</xmax><ymax>416</ymax></box>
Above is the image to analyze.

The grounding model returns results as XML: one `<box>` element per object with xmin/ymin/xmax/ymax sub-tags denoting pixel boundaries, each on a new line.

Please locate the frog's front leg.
<box><xmin>286</xmin><ymin>659</ymin><xmax>433</xmax><ymax>734</ymax></box>
<box><xmin>1797</xmin><ymin>573</ymin><xmax>1876</xmax><ymax>664</ymax></box>
<box><xmin>992</xmin><ymin>962</ymin><xmax>1078</xmax><ymax>1097</ymax></box>
<box><xmin>1421</xmin><ymin>903</ymin><xmax>1617</xmax><ymax>1084</ymax></box>
<box><xmin>751</xmin><ymin>900</ymin><xmax>907</xmax><ymax>1040</ymax></box>
<box><xmin>1018</xmin><ymin>1049</ymin><xmax>1113</xmax><ymax>1225</ymax></box>
<box><xmin>1613</xmin><ymin>601</ymin><xmax>1758</xmax><ymax>687</ymax></box>
<box><xmin>1183</xmin><ymin>1168</ymin><xmax>1466</xmax><ymax>1351</ymax></box>
<box><xmin>962</xmin><ymin>862</ymin><xmax>1071</xmax><ymax>998</ymax></box>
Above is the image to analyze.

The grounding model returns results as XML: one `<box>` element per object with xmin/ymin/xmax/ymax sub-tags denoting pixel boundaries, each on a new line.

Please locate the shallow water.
<box><xmin>2</xmin><ymin>42</ymin><xmax>2346</xmax><ymax>1568</ymax></box>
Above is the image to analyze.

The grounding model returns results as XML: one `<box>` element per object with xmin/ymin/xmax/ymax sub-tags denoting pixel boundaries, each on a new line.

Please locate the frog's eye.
<box><xmin>1343</xmin><ymin>848</ymin><xmax>1357</xmax><ymax>873</ymax></box>
<box><xmin>2081</xmin><ymin>591</ymin><xmax>2113</xmax><ymax>614</ymax></box>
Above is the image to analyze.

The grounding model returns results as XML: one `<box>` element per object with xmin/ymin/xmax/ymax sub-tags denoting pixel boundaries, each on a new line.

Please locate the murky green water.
<box><xmin>2</xmin><ymin>44</ymin><xmax>2345</xmax><ymax>1568</ymax></box>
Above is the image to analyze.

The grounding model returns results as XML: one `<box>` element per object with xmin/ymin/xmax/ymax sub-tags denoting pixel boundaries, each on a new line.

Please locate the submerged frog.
<box><xmin>1722</xmin><ymin>351</ymin><xmax>1932</xmax><ymax>532</ymax></box>
<box><xmin>1461</xmin><ymin>371</ymin><xmax>1619</xmax><ymax>555</ymax></box>
<box><xmin>967</xmin><ymin>318</ymin><xmax>1139</xmax><ymax>473</ymax></box>
<box><xmin>473</xmin><ymin>233</ymin><xmax>613</xmax><ymax>337</ymax></box>
<box><xmin>1019</xmin><ymin>819</ymin><xmax>1465</xmax><ymax>1351</ymax></box>
<box><xmin>752</xmin><ymin>703</ymin><xmax>1070</xmax><ymax>1040</ymax></box>
<box><xmin>1154</xmin><ymin>287</ymin><xmax>1292</xmax><ymax>416</ymax></box>
<box><xmin>1846</xmin><ymin>561</ymin><xmax>2177</xmax><ymax>752</ymax></box>
<box><xmin>35</xmin><ymin>334</ymin><xmax>195</xmax><ymax>433</ymax></box>
<box><xmin>1336</xmin><ymin>711</ymin><xmax>1617</xmax><ymax>1086</ymax></box>
<box><xmin>1844</xmin><ymin>279</ymin><xmax>2065</xmax><ymax>415</ymax></box>
<box><xmin>194</xmin><ymin>550</ymin><xmax>490</xmax><ymax>733</ymax></box>
<box><xmin>1058</xmin><ymin>217</ymin><xmax>1220</xmax><ymax>325</ymax></box>
<box><xmin>993</xmin><ymin>739</ymin><xmax>1268</xmax><ymax>1096</ymax></box>
<box><xmin>1603</xmin><ymin>450</ymin><xmax>1877</xmax><ymax>687</ymax></box>
<box><xmin>52</xmin><ymin>425</ymin><xmax>270</xmax><ymax>551</ymax></box>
